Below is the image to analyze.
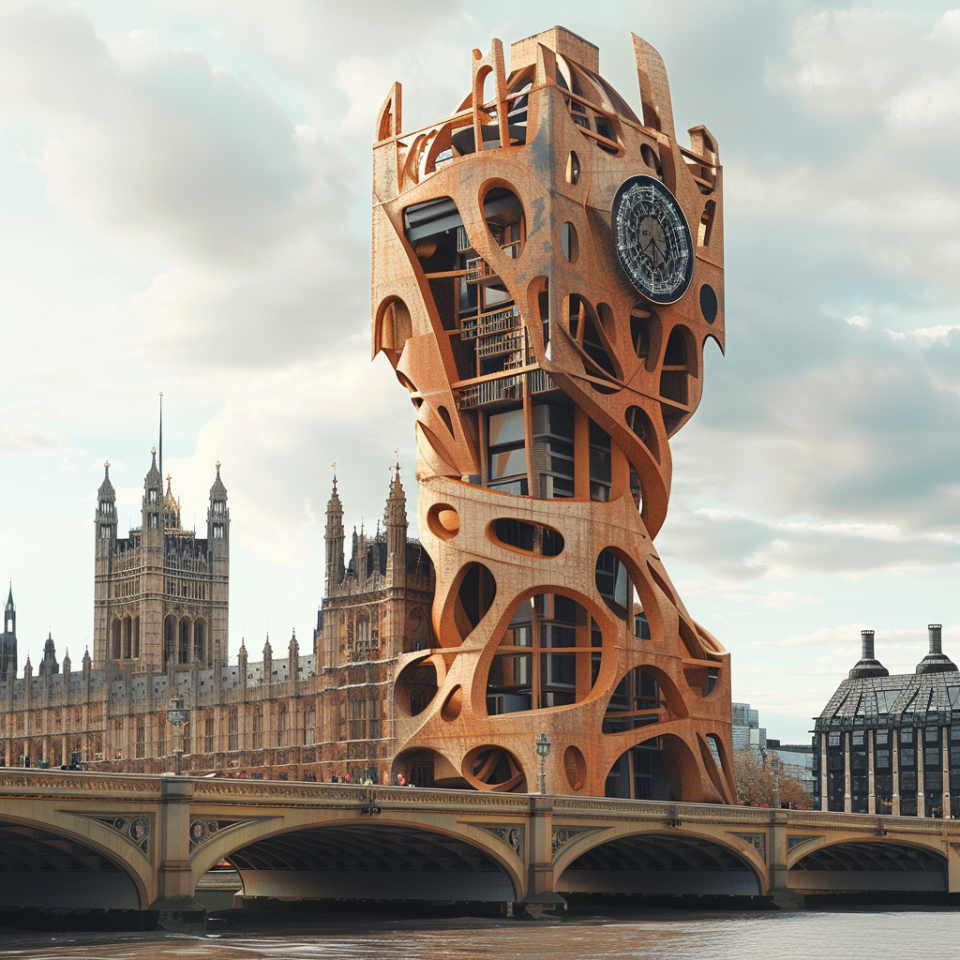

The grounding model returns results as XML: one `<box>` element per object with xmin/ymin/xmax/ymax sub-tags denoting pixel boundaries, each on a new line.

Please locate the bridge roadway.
<box><xmin>0</xmin><ymin>770</ymin><xmax>958</xmax><ymax>918</ymax></box>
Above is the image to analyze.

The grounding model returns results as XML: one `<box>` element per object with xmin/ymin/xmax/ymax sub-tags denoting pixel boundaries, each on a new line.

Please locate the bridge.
<box><xmin>0</xmin><ymin>771</ymin><xmax>958</xmax><ymax>923</ymax></box>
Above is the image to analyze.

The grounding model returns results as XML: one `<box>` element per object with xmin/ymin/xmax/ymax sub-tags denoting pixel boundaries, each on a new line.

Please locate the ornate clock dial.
<box><xmin>611</xmin><ymin>175</ymin><xmax>694</xmax><ymax>304</ymax></box>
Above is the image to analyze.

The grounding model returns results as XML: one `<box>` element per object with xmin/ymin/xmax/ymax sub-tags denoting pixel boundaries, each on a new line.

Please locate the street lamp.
<box><xmin>536</xmin><ymin>732</ymin><xmax>552</xmax><ymax>795</ymax></box>
<box><xmin>167</xmin><ymin>697</ymin><xmax>189</xmax><ymax>777</ymax></box>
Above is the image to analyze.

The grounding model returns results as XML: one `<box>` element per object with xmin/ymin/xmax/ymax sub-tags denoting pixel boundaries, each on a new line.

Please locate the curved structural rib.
<box><xmin>372</xmin><ymin>26</ymin><xmax>734</xmax><ymax>802</ymax></box>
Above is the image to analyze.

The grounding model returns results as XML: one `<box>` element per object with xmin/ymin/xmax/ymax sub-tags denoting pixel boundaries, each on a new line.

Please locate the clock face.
<box><xmin>611</xmin><ymin>175</ymin><xmax>694</xmax><ymax>304</ymax></box>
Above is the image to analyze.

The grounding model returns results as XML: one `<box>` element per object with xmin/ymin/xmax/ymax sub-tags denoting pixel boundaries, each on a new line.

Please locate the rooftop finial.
<box><xmin>159</xmin><ymin>391</ymin><xmax>163</xmax><ymax>482</ymax></box>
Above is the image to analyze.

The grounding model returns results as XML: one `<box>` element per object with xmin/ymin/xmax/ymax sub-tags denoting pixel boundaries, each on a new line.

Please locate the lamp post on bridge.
<box><xmin>167</xmin><ymin>697</ymin><xmax>189</xmax><ymax>777</ymax></box>
<box><xmin>536</xmin><ymin>731</ymin><xmax>551</xmax><ymax>795</ymax></box>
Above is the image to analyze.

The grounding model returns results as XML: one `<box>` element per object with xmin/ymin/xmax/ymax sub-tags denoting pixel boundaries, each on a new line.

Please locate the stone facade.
<box><xmin>0</xmin><ymin>464</ymin><xmax>433</xmax><ymax>784</ymax></box>
<box><xmin>93</xmin><ymin>453</ymin><xmax>229</xmax><ymax>670</ymax></box>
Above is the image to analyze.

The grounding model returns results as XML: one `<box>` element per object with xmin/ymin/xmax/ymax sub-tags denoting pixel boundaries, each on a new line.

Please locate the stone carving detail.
<box><xmin>85</xmin><ymin>813</ymin><xmax>152</xmax><ymax>854</ymax></box>
<box><xmin>480</xmin><ymin>824</ymin><xmax>524</xmax><ymax>860</ymax></box>
<box><xmin>188</xmin><ymin>819</ymin><xmax>252</xmax><ymax>851</ymax></box>
<box><xmin>551</xmin><ymin>826</ymin><xmax>597</xmax><ymax>856</ymax></box>
<box><xmin>787</xmin><ymin>834</ymin><xmax>821</xmax><ymax>850</ymax></box>
<box><xmin>732</xmin><ymin>832</ymin><xmax>766</xmax><ymax>860</ymax></box>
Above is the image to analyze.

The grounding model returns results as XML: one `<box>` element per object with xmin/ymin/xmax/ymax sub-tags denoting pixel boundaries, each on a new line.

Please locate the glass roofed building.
<box><xmin>814</xmin><ymin>625</ymin><xmax>960</xmax><ymax>817</ymax></box>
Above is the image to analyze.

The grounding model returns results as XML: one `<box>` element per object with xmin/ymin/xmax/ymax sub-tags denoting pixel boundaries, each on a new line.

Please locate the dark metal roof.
<box><xmin>817</xmin><ymin>671</ymin><xmax>960</xmax><ymax>728</ymax></box>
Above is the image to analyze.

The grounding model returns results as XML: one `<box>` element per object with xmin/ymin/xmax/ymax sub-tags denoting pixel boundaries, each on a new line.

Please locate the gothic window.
<box><xmin>228</xmin><ymin>709</ymin><xmax>239</xmax><ymax>751</ymax></box>
<box><xmin>305</xmin><ymin>708</ymin><xmax>316</xmax><ymax>745</ymax></box>
<box><xmin>100</xmin><ymin>525</ymin><xmax>111</xmax><ymax>539</ymax></box>
<box><xmin>278</xmin><ymin>706</ymin><xmax>289</xmax><ymax>746</ymax></box>
<box><xmin>135</xmin><ymin>720</ymin><xmax>145</xmax><ymax>758</ymax></box>
<box><xmin>205</xmin><ymin>716</ymin><xmax>214</xmax><ymax>753</ymax></box>
<box><xmin>114</xmin><ymin>719</ymin><xmax>123</xmax><ymax>757</ymax></box>
<box><xmin>214</xmin><ymin>524</ymin><xmax>224</xmax><ymax>539</ymax></box>
<box><xmin>252</xmin><ymin>708</ymin><xmax>263</xmax><ymax>749</ymax></box>
<box><xmin>156</xmin><ymin>718</ymin><xmax>166</xmax><ymax>755</ymax></box>
<box><xmin>149</xmin><ymin>514</ymin><xmax>158</xmax><ymax>529</ymax></box>
<box><xmin>349</xmin><ymin>699</ymin><xmax>366</xmax><ymax>740</ymax></box>
<box><xmin>150</xmin><ymin>490</ymin><xmax>158</xmax><ymax>503</ymax></box>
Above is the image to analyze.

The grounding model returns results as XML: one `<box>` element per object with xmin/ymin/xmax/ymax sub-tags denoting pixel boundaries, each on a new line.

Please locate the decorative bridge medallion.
<box><xmin>731</xmin><ymin>832</ymin><xmax>766</xmax><ymax>861</ymax></box>
<box><xmin>81</xmin><ymin>813</ymin><xmax>153</xmax><ymax>855</ymax></box>
<box><xmin>477</xmin><ymin>824</ymin><xmax>524</xmax><ymax>860</ymax></box>
<box><xmin>552</xmin><ymin>827</ymin><xmax>600</xmax><ymax>858</ymax></box>
<box><xmin>189</xmin><ymin>818</ymin><xmax>257</xmax><ymax>851</ymax></box>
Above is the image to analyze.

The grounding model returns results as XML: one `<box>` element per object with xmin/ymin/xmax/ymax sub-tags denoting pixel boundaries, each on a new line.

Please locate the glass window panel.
<box><xmin>489</xmin><ymin>409</ymin><xmax>525</xmax><ymax>447</ymax></box>
<box><xmin>490</xmin><ymin>446</ymin><xmax>526</xmax><ymax>479</ymax></box>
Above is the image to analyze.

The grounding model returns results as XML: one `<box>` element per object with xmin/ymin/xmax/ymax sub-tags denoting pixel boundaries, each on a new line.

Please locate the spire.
<box><xmin>98</xmin><ymin>461</ymin><xmax>115</xmax><ymax>500</ymax></box>
<box><xmin>385</xmin><ymin>462</ymin><xmax>408</xmax><ymax>580</ymax></box>
<box><xmin>385</xmin><ymin>462</ymin><xmax>407</xmax><ymax>526</ymax></box>
<box><xmin>209</xmin><ymin>461</ymin><xmax>228</xmax><ymax>500</ymax></box>
<box><xmin>145</xmin><ymin>447</ymin><xmax>162</xmax><ymax>486</ymax></box>
<box><xmin>159</xmin><ymin>391</ymin><xmax>163</xmax><ymax>482</ymax></box>
<box><xmin>5</xmin><ymin>582</ymin><xmax>11</xmax><ymax>609</ymax></box>
<box><xmin>324</xmin><ymin>471</ymin><xmax>345</xmax><ymax>593</ymax></box>
<box><xmin>39</xmin><ymin>631</ymin><xmax>58</xmax><ymax>677</ymax></box>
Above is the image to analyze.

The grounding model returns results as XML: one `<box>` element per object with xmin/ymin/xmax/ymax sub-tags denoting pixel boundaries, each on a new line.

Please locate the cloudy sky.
<box><xmin>1</xmin><ymin>0</ymin><xmax>958</xmax><ymax>742</ymax></box>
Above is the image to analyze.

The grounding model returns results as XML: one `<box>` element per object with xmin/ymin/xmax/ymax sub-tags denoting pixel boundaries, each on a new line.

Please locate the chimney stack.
<box><xmin>916</xmin><ymin>622</ymin><xmax>956</xmax><ymax>674</ymax></box>
<box><xmin>849</xmin><ymin>628</ymin><xmax>889</xmax><ymax>679</ymax></box>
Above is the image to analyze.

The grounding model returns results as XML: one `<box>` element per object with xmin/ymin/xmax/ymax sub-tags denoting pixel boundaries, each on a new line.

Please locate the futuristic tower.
<box><xmin>372</xmin><ymin>27</ymin><xmax>734</xmax><ymax>801</ymax></box>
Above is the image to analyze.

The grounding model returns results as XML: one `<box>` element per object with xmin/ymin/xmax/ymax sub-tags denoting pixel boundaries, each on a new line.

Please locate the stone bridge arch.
<box><xmin>0</xmin><ymin>807</ymin><xmax>152</xmax><ymax>910</ymax></box>
<box><xmin>553</xmin><ymin>824</ymin><xmax>766</xmax><ymax>897</ymax></box>
<box><xmin>787</xmin><ymin>835</ymin><xmax>949</xmax><ymax>894</ymax></box>
<box><xmin>191</xmin><ymin>810</ymin><xmax>524</xmax><ymax>904</ymax></box>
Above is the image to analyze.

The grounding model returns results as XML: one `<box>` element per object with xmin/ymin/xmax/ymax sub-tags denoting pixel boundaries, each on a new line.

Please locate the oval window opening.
<box><xmin>483</xmin><ymin>186</ymin><xmax>525</xmax><ymax>259</ymax></box>
<box><xmin>566</xmin><ymin>151</ymin><xmax>580</xmax><ymax>185</ymax></box>
<box><xmin>560</xmin><ymin>221</ymin><xmax>579</xmax><ymax>263</ymax></box>
<box><xmin>596</xmin><ymin>550</ymin><xmax>632</xmax><ymax>620</ymax></box>
<box><xmin>625</xmin><ymin>406</ymin><xmax>660</xmax><ymax>463</ymax></box>
<box><xmin>564</xmin><ymin>745</ymin><xmax>586</xmax><ymax>791</ymax></box>
<box><xmin>700</xmin><ymin>283</ymin><xmax>718</xmax><ymax>324</ymax></box>
<box><xmin>491</xmin><ymin>518</ymin><xmax>564</xmax><ymax>556</ymax></box>
<box><xmin>456</xmin><ymin>562</ymin><xmax>497</xmax><ymax>636</ymax></box>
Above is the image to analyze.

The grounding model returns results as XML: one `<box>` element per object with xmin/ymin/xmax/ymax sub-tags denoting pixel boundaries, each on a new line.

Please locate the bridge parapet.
<box><xmin>1</xmin><ymin>774</ymin><xmax>959</xmax><ymax>918</ymax></box>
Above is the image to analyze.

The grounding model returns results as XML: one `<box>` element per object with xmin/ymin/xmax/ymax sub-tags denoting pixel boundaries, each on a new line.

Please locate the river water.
<box><xmin>0</xmin><ymin>910</ymin><xmax>956</xmax><ymax>960</ymax></box>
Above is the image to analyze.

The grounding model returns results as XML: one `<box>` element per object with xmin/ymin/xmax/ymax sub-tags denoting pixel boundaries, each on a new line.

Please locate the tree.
<box><xmin>732</xmin><ymin>748</ymin><xmax>811</xmax><ymax>808</ymax></box>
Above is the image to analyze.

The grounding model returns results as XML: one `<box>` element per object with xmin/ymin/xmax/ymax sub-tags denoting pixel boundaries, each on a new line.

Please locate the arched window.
<box><xmin>111</xmin><ymin>619</ymin><xmax>121</xmax><ymax>660</ymax></box>
<box><xmin>178</xmin><ymin>617</ymin><xmax>192</xmax><ymax>664</ymax></box>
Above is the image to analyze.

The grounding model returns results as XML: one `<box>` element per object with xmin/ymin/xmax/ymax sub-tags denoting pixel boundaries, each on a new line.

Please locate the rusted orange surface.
<box><xmin>373</xmin><ymin>27</ymin><xmax>734</xmax><ymax>802</ymax></box>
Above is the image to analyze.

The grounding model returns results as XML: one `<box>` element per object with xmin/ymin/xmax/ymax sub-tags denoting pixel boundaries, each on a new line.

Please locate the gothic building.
<box><xmin>0</xmin><ymin>465</ymin><xmax>433</xmax><ymax>783</ymax></box>
<box><xmin>93</xmin><ymin>452</ymin><xmax>229</xmax><ymax>669</ymax></box>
